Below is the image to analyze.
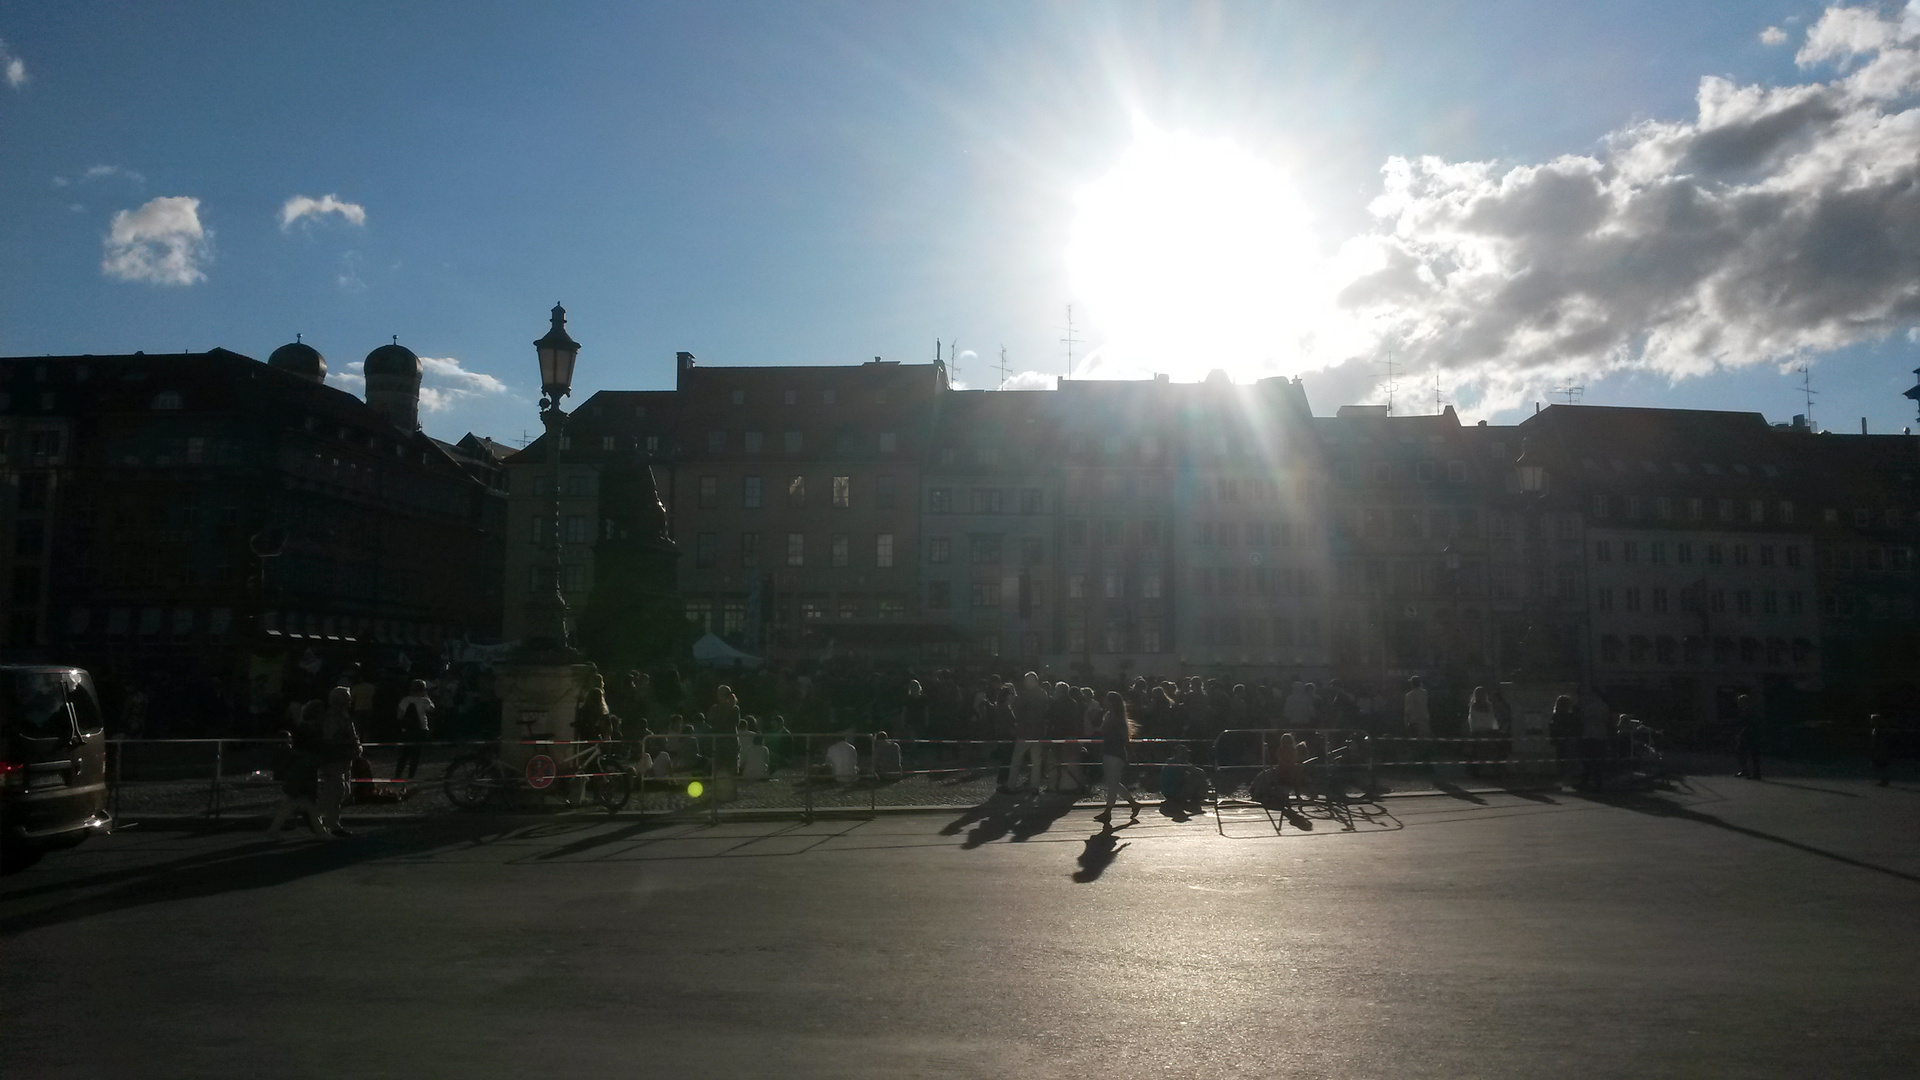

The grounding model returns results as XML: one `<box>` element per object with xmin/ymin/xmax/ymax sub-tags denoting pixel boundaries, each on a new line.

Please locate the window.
<box><xmin>566</xmin><ymin>475</ymin><xmax>590</xmax><ymax>497</ymax></box>
<box><xmin>821</xmin><ymin>388</ymin><xmax>836</xmax><ymax>405</ymax></box>
<box><xmin>1597</xmin><ymin>586</ymin><xmax>1614</xmax><ymax>612</ymax></box>
<box><xmin>969</xmin><ymin>488</ymin><xmax>1004</xmax><ymax>514</ymax></box>
<box><xmin>786</xmin><ymin>533</ymin><xmax>804</xmax><ymax>566</ymax></box>
<box><xmin>1020</xmin><ymin>488</ymin><xmax>1043</xmax><ymax>514</ymax></box>
<box><xmin>1624</xmin><ymin>587</ymin><xmax>1641</xmax><ymax>613</ymax></box>
<box><xmin>698</xmin><ymin>476</ymin><xmax>718</xmax><ymax>508</ymax></box>
<box><xmin>561</xmin><ymin>564</ymin><xmax>588</xmax><ymax>593</ymax></box>
<box><xmin>645</xmin><ymin>435</ymin><xmax>660</xmax><ymax>452</ymax></box>
<box><xmin>927</xmin><ymin>487</ymin><xmax>952</xmax><ymax>513</ymax></box>
<box><xmin>1140</xmin><ymin>520</ymin><xmax>1162</xmax><ymax>548</ymax></box>
<box><xmin>1710</xmin><ymin>589</ymin><xmax>1726</xmax><ymax>614</ymax></box>
<box><xmin>1142</xmin><ymin>570</ymin><xmax>1163</xmax><ymax>598</ymax></box>
<box><xmin>783</xmin><ymin>389</ymin><xmax>798</xmax><ymax>405</ymax></box>
<box><xmin>563</xmin><ymin>515</ymin><xmax>588</xmax><ymax>544</ymax></box>
<box><xmin>876</xmin><ymin>534</ymin><xmax>894</xmax><ymax>568</ymax></box>
<box><xmin>743</xmin><ymin>475</ymin><xmax>763</xmax><ymax>508</ymax></box>
<box><xmin>1592</xmin><ymin>494</ymin><xmax>1609</xmax><ymax>519</ymax></box>
<box><xmin>1652</xmin><ymin>587</ymin><xmax>1668</xmax><ymax>613</ymax></box>
<box><xmin>1594</xmin><ymin>540</ymin><xmax>1612</xmax><ymax>562</ymax></box>
<box><xmin>1677</xmin><ymin>542</ymin><xmax>1693</xmax><ymax>565</ymax></box>
<box><xmin>788</xmin><ymin>475</ymin><xmax>806</xmax><ymax>506</ymax></box>
<box><xmin>784</xmin><ymin>431</ymin><xmax>802</xmax><ymax>453</ymax></box>
<box><xmin>1656</xmin><ymin>636</ymin><xmax>1678</xmax><ymax>664</ymax></box>
<box><xmin>879</xmin><ymin>432</ymin><xmax>897</xmax><ymax>454</ymax></box>
<box><xmin>1707</xmin><ymin>543</ymin><xmax>1724</xmax><ymax>566</ymax></box>
<box><xmin>928</xmin><ymin>537</ymin><xmax>951</xmax><ymax>563</ymax></box>
<box><xmin>707</xmin><ymin>430</ymin><xmax>726</xmax><ymax>453</ymax></box>
<box><xmin>1066</xmin><ymin>519</ymin><xmax>1088</xmax><ymax>547</ymax></box>
<box><xmin>1733</xmin><ymin>544</ymin><xmax>1749</xmax><ymax>567</ymax></box>
<box><xmin>740</xmin><ymin>533</ymin><xmax>759</xmax><ymax>567</ymax></box>
<box><xmin>1688</xmin><ymin>498</ymin><xmax>1704</xmax><ymax>521</ymax></box>
<box><xmin>832</xmin><ymin>475</ymin><xmax>851</xmax><ymax>508</ymax></box>
<box><xmin>971</xmin><ymin>582</ymin><xmax>1000</xmax><ymax>608</ymax></box>
<box><xmin>926</xmin><ymin>581</ymin><xmax>951</xmax><ymax>609</ymax></box>
<box><xmin>1786</xmin><ymin>545</ymin><xmax>1802</xmax><ymax>568</ymax></box>
<box><xmin>529</xmin><ymin>516</ymin><xmax>545</xmax><ymax>543</ymax></box>
<box><xmin>731</xmin><ymin>389</ymin><xmax>746</xmax><ymax>406</ymax></box>
<box><xmin>1142</xmin><ymin>619</ymin><xmax>1163</xmax><ymax>653</ymax></box>
<box><xmin>1760</xmin><ymin>545</ymin><xmax>1775</xmax><ymax>568</ymax></box>
<box><xmin>695</xmin><ymin>532</ymin><xmax>718</xmax><ymax>568</ymax></box>
<box><xmin>1788</xmin><ymin>590</ymin><xmax>1804</xmax><ymax>615</ymax></box>
<box><xmin>831</xmin><ymin>534</ymin><xmax>849</xmax><ymax>567</ymax></box>
<box><xmin>1762</xmin><ymin>589</ymin><xmax>1778</xmax><ymax>615</ymax></box>
<box><xmin>970</xmin><ymin>534</ymin><xmax>1002</xmax><ymax>564</ymax></box>
<box><xmin>1650</xmin><ymin>542</ymin><xmax>1666</xmax><ymax>564</ymax></box>
<box><xmin>1416</xmin><ymin>461</ymin><xmax>1436</xmax><ymax>483</ymax></box>
<box><xmin>1102</xmin><ymin>519</ymin><xmax>1124</xmax><ymax>546</ymax></box>
<box><xmin>1021</xmin><ymin>537</ymin><xmax>1044</xmax><ymax>566</ymax></box>
<box><xmin>1068</xmin><ymin>574</ymin><xmax>1088</xmax><ymax>599</ymax></box>
<box><xmin>1656</xmin><ymin>497</ymin><xmax>1672</xmax><ymax>520</ymax></box>
<box><xmin>1067</xmin><ymin>621</ymin><xmax>1088</xmax><ymax>653</ymax></box>
<box><xmin>744</xmin><ymin>431</ymin><xmax>764</xmax><ymax>453</ymax></box>
<box><xmin>1103</xmin><ymin>571</ymin><xmax>1123</xmax><ymax>599</ymax></box>
<box><xmin>1719</xmin><ymin>498</ymin><xmax>1735</xmax><ymax>522</ymax></box>
<box><xmin>1622</xmin><ymin>541</ymin><xmax>1639</xmax><ymax>564</ymax></box>
<box><xmin>1736</xmin><ymin>589</ymin><xmax>1752</xmax><ymax>615</ymax></box>
<box><xmin>1627</xmin><ymin>496</ymin><xmax>1643</xmax><ymax>520</ymax></box>
<box><xmin>1601</xmin><ymin>634</ymin><xmax>1622</xmax><ymax>664</ymax></box>
<box><xmin>876</xmin><ymin>475</ymin><xmax>897</xmax><ymax>509</ymax></box>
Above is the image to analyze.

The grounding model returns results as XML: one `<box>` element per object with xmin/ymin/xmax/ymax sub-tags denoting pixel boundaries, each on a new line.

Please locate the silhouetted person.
<box><xmin>393</xmin><ymin>679</ymin><xmax>433</xmax><ymax>781</ymax></box>
<box><xmin>1735</xmin><ymin>693</ymin><xmax>1763</xmax><ymax>780</ymax></box>
<box><xmin>1095</xmin><ymin>691</ymin><xmax>1142</xmax><ymax>825</ymax></box>
<box><xmin>314</xmin><ymin>686</ymin><xmax>362</xmax><ymax>838</ymax></box>
<box><xmin>1869</xmin><ymin>714</ymin><xmax>1893</xmax><ymax>786</ymax></box>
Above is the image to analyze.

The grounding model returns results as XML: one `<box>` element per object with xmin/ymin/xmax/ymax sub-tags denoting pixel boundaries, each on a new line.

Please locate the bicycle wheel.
<box><xmin>444</xmin><ymin>755</ymin><xmax>500</xmax><ymax>809</ymax></box>
<box><xmin>591</xmin><ymin>766</ymin><xmax>634</xmax><ymax>812</ymax></box>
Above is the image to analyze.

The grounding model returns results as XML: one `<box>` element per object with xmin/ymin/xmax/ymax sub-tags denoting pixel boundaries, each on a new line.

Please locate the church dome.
<box><xmin>365</xmin><ymin>340</ymin><xmax>422</xmax><ymax>378</ymax></box>
<box><xmin>267</xmin><ymin>338</ymin><xmax>326</xmax><ymax>381</ymax></box>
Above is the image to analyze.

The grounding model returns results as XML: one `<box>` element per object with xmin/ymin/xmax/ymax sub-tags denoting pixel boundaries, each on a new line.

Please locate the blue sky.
<box><xmin>3</xmin><ymin>1</ymin><xmax>1918</xmax><ymax>443</ymax></box>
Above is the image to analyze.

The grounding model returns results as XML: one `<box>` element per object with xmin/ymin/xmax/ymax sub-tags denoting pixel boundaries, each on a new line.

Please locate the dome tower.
<box><xmin>267</xmin><ymin>335</ymin><xmax>327</xmax><ymax>384</ymax></box>
<box><xmin>364</xmin><ymin>337</ymin><xmax>423</xmax><ymax>431</ymax></box>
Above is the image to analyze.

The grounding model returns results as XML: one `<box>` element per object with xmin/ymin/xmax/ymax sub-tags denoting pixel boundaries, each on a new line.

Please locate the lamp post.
<box><xmin>531</xmin><ymin>302</ymin><xmax>580</xmax><ymax>649</ymax></box>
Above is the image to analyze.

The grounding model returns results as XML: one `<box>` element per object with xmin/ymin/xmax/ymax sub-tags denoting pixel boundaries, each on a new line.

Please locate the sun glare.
<box><xmin>1067</xmin><ymin>126</ymin><xmax>1327</xmax><ymax>380</ymax></box>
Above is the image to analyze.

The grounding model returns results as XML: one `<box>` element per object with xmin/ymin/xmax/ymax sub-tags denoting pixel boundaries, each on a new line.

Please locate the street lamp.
<box><xmin>531</xmin><ymin>303</ymin><xmax>580</xmax><ymax>648</ymax></box>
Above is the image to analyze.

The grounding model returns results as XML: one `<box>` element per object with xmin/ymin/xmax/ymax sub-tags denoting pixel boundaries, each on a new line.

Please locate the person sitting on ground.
<box><xmin>823</xmin><ymin>731</ymin><xmax>860</xmax><ymax>784</ymax></box>
<box><xmin>1158</xmin><ymin>742</ymin><xmax>1208</xmax><ymax>809</ymax></box>
<box><xmin>872</xmin><ymin>729</ymin><xmax>904</xmax><ymax>781</ymax></box>
<box><xmin>1250</xmin><ymin>733</ymin><xmax>1306</xmax><ymax>809</ymax></box>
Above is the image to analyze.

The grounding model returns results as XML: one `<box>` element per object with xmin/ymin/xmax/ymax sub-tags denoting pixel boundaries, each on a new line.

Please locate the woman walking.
<box><xmin>1095</xmin><ymin>690</ymin><xmax>1142</xmax><ymax>825</ymax></box>
<box><xmin>1466</xmin><ymin>685</ymin><xmax>1499</xmax><ymax>777</ymax></box>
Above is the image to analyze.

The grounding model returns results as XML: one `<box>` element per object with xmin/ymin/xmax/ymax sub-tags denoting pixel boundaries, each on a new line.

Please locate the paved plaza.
<box><xmin>4</xmin><ymin>774</ymin><xmax>1918</xmax><ymax>1079</ymax></box>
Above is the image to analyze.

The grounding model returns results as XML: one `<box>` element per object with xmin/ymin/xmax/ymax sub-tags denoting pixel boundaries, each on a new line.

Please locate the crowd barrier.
<box><xmin>98</xmin><ymin>726</ymin><xmax>1670</xmax><ymax>826</ymax></box>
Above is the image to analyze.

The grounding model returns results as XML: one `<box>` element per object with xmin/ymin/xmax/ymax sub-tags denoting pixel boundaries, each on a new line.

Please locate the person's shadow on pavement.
<box><xmin>1072</xmin><ymin>823</ymin><xmax>1131</xmax><ymax>882</ymax></box>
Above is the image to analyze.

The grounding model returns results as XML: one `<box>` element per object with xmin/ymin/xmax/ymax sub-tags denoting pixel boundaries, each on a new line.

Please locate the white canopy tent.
<box><xmin>691</xmin><ymin>631</ymin><xmax>763</xmax><ymax>669</ymax></box>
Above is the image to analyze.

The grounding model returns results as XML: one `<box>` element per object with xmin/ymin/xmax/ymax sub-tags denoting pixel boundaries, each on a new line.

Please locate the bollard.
<box><xmin>803</xmin><ymin>734</ymin><xmax>813</xmax><ymax>824</ymax></box>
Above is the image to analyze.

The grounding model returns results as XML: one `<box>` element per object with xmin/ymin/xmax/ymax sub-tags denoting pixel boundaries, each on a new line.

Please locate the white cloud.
<box><xmin>81</xmin><ymin>164</ymin><xmax>145</xmax><ymax>185</ymax></box>
<box><xmin>996</xmin><ymin>370</ymin><xmax>1056</xmax><ymax>391</ymax></box>
<box><xmin>1</xmin><ymin>38</ymin><xmax>26</xmax><ymax>88</ymax></box>
<box><xmin>101</xmin><ymin>196</ymin><xmax>210</xmax><ymax>286</ymax></box>
<box><xmin>1761</xmin><ymin>26</ymin><xmax>1789</xmax><ymax>46</ymax></box>
<box><xmin>328</xmin><ymin>355</ymin><xmax>508</xmax><ymax>413</ymax></box>
<box><xmin>279</xmin><ymin>194</ymin><xmax>366</xmax><ymax>230</ymax></box>
<box><xmin>51</xmin><ymin>176</ymin><xmax>67</xmax><ymax>187</ymax></box>
<box><xmin>1323</xmin><ymin>2</ymin><xmax>1920</xmax><ymax>413</ymax></box>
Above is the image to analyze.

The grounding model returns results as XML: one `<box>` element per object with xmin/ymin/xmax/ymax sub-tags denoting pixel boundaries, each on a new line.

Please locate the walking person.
<box><xmin>266</xmin><ymin>710</ymin><xmax>326</xmax><ymax>838</ymax></box>
<box><xmin>1005</xmin><ymin>672</ymin><xmax>1049</xmax><ymax>794</ymax></box>
<box><xmin>1465</xmin><ymin>685</ymin><xmax>1499</xmax><ymax>777</ymax></box>
<box><xmin>1094</xmin><ymin>690</ymin><xmax>1143</xmax><ymax>826</ymax></box>
<box><xmin>392</xmin><ymin>679</ymin><xmax>434</xmax><ymax>783</ymax></box>
<box><xmin>313</xmin><ymin>686</ymin><xmax>362</xmax><ymax>838</ymax></box>
<box><xmin>1734</xmin><ymin>693</ymin><xmax>1764</xmax><ymax>780</ymax></box>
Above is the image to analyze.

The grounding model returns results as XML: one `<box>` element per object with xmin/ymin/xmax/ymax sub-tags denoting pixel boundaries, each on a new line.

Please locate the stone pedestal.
<box><xmin>493</xmin><ymin>659</ymin><xmax>594</xmax><ymax>775</ymax></box>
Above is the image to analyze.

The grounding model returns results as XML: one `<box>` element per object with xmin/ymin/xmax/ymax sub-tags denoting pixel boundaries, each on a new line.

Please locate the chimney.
<box><xmin>675</xmin><ymin>351</ymin><xmax>695</xmax><ymax>391</ymax></box>
<box><xmin>1862</xmin><ymin>417</ymin><xmax>1868</xmax><ymax>434</ymax></box>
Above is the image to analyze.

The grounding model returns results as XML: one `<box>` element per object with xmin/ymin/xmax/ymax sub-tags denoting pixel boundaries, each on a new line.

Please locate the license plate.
<box><xmin>28</xmin><ymin>767</ymin><xmax>70</xmax><ymax>790</ymax></box>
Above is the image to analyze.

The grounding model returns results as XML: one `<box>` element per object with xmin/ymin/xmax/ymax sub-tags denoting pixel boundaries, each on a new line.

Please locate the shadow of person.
<box><xmin>1006</xmin><ymin>797</ymin><xmax>1075</xmax><ymax>842</ymax></box>
<box><xmin>1433</xmin><ymin>780</ymin><xmax>1489</xmax><ymax>805</ymax></box>
<box><xmin>1157</xmin><ymin>800</ymin><xmax>1198</xmax><ymax>823</ymax></box>
<box><xmin>941</xmin><ymin>792</ymin><xmax>1020</xmax><ymax>837</ymax></box>
<box><xmin>1072</xmin><ymin>826</ymin><xmax>1130</xmax><ymax>883</ymax></box>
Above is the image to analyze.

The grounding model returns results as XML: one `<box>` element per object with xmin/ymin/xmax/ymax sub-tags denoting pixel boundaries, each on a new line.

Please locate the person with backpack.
<box><xmin>393</xmin><ymin>679</ymin><xmax>434</xmax><ymax>783</ymax></box>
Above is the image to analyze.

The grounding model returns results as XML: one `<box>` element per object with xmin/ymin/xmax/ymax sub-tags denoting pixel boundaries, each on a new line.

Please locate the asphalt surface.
<box><xmin>5</xmin><ymin>776</ymin><xmax>1919</xmax><ymax>1079</ymax></box>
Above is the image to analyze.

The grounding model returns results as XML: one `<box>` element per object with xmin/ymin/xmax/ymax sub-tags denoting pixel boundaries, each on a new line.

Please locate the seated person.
<box><xmin>1249</xmin><ymin>734</ymin><xmax>1306</xmax><ymax>808</ymax></box>
<box><xmin>1158</xmin><ymin>743</ymin><xmax>1208</xmax><ymax>807</ymax></box>
<box><xmin>650</xmin><ymin>748</ymin><xmax>675</xmax><ymax>780</ymax></box>
<box><xmin>822</xmin><ymin>733</ymin><xmax>860</xmax><ymax>784</ymax></box>
<box><xmin>739</xmin><ymin>734</ymin><xmax>770</xmax><ymax>781</ymax></box>
<box><xmin>872</xmin><ymin>731</ymin><xmax>903</xmax><ymax>781</ymax></box>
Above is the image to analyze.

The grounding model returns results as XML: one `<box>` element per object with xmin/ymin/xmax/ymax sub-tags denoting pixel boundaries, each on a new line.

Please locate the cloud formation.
<box><xmin>1</xmin><ymin>38</ymin><xmax>26</xmax><ymax>88</ymax></box>
<box><xmin>101</xmin><ymin>196</ymin><xmax>210</xmax><ymax>286</ymax></box>
<box><xmin>82</xmin><ymin>164</ymin><xmax>145</xmax><ymax>185</ymax></box>
<box><xmin>280</xmin><ymin>194</ymin><xmax>367</xmax><ymax>230</ymax></box>
<box><xmin>1761</xmin><ymin>26</ymin><xmax>1789</xmax><ymax>46</ymax></box>
<box><xmin>1327</xmin><ymin>2</ymin><xmax>1920</xmax><ymax>413</ymax></box>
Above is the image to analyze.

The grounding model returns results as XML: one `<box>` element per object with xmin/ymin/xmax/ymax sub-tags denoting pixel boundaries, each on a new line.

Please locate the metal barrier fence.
<box><xmin>101</xmin><ymin>727</ymin><xmax>1669</xmax><ymax>826</ymax></box>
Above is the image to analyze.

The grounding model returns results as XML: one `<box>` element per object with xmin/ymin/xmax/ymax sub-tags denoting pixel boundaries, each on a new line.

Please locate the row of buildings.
<box><xmin>2</xmin><ymin>337</ymin><xmax>1914</xmax><ymax>738</ymax></box>
<box><xmin>497</xmin><ymin>352</ymin><xmax>1917</xmax><ymax>736</ymax></box>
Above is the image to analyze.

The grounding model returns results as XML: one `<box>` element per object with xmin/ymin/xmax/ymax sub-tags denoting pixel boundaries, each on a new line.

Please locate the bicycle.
<box><xmin>444</xmin><ymin>723</ymin><xmax>634</xmax><ymax>812</ymax></box>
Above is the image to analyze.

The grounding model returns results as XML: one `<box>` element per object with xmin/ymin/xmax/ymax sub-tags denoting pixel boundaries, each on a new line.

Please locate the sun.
<box><xmin>1066</xmin><ymin>125</ymin><xmax>1326</xmax><ymax>380</ymax></box>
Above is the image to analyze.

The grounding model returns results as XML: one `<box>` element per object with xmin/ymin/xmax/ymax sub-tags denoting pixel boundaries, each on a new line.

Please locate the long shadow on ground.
<box><xmin>1574</xmin><ymin>788</ymin><xmax>1920</xmax><ymax>886</ymax></box>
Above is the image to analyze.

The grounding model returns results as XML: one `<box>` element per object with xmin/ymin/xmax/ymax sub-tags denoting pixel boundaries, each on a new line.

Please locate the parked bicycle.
<box><xmin>444</xmin><ymin>727</ymin><xmax>634</xmax><ymax>812</ymax></box>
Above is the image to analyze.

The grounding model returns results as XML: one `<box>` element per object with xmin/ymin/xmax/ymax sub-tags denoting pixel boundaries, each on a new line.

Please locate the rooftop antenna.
<box><xmin>1375</xmin><ymin>351</ymin><xmax>1400</xmax><ymax>415</ymax></box>
<box><xmin>949</xmin><ymin>338</ymin><xmax>959</xmax><ymax>383</ymax></box>
<box><xmin>516</xmin><ymin>429</ymin><xmax>534</xmax><ymax>448</ymax></box>
<box><xmin>1433</xmin><ymin>369</ymin><xmax>1448</xmax><ymax>414</ymax></box>
<box><xmin>995</xmin><ymin>345</ymin><xmax>1012</xmax><ymax>389</ymax></box>
<box><xmin>1552</xmin><ymin>383</ymin><xmax>1585</xmax><ymax>406</ymax></box>
<box><xmin>1799</xmin><ymin>365</ymin><xmax>1819</xmax><ymax>429</ymax></box>
<box><xmin>1061</xmin><ymin>304</ymin><xmax>1080</xmax><ymax>381</ymax></box>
